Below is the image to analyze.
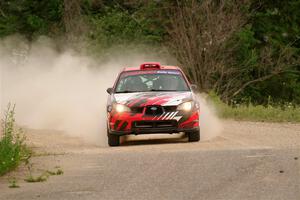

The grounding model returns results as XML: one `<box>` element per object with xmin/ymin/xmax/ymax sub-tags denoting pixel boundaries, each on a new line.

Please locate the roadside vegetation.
<box><xmin>25</xmin><ymin>167</ymin><xmax>64</xmax><ymax>183</ymax></box>
<box><xmin>0</xmin><ymin>105</ymin><xmax>64</xmax><ymax>186</ymax></box>
<box><xmin>209</xmin><ymin>93</ymin><xmax>300</xmax><ymax>122</ymax></box>
<box><xmin>0</xmin><ymin>104</ymin><xmax>31</xmax><ymax>176</ymax></box>
<box><xmin>8</xmin><ymin>178</ymin><xmax>20</xmax><ymax>188</ymax></box>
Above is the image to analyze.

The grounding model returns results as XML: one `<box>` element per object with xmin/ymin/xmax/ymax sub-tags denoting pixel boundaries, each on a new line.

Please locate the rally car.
<box><xmin>106</xmin><ymin>62</ymin><xmax>200</xmax><ymax>146</ymax></box>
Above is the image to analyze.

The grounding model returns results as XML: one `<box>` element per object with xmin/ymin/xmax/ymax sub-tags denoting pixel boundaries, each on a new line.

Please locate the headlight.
<box><xmin>114</xmin><ymin>104</ymin><xmax>131</xmax><ymax>113</ymax></box>
<box><xmin>177</xmin><ymin>101</ymin><xmax>193</xmax><ymax>111</ymax></box>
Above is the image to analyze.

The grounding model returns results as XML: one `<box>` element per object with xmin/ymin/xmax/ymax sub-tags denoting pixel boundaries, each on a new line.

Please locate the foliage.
<box><xmin>165</xmin><ymin>0</ymin><xmax>300</xmax><ymax>105</ymax></box>
<box><xmin>232</xmin><ymin>0</ymin><xmax>300</xmax><ymax>105</ymax></box>
<box><xmin>85</xmin><ymin>2</ymin><xmax>165</xmax><ymax>55</ymax></box>
<box><xmin>0</xmin><ymin>0</ymin><xmax>64</xmax><ymax>39</ymax></box>
<box><xmin>165</xmin><ymin>0</ymin><xmax>251</xmax><ymax>100</ymax></box>
<box><xmin>0</xmin><ymin>104</ymin><xmax>31</xmax><ymax>176</ymax></box>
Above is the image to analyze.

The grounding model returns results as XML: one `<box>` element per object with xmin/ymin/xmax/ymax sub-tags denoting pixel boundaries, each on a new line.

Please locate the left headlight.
<box><xmin>114</xmin><ymin>103</ymin><xmax>131</xmax><ymax>113</ymax></box>
<box><xmin>177</xmin><ymin>101</ymin><xmax>193</xmax><ymax>111</ymax></box>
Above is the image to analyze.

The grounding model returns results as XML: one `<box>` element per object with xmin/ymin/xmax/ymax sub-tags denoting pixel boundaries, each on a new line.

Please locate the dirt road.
<box><xmin>0</xmin><ymin>120</ymin><xmax>299</xmax><ymax>200</ymax></box>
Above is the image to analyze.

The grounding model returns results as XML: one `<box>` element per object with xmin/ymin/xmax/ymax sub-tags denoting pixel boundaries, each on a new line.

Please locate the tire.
<box><xmin>107</xmin><ymin>125</ymin><xmax>120</xmax><ymax>146</ymax></box>
<box><xmin>108</xmin><ymin>134</ymin><xmax>120</xmax><ymax>146</ymax></box>
<box><xmin>187</xmin><ymin>130</ymin><xmax>200</xmax><ymax>142</ymax></box>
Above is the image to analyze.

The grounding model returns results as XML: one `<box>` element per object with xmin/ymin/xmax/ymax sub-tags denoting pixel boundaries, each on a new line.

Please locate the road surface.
<box><xmin>0</xmin><ymin>120</ymin><xmax>299</xmax><ymax>200</ymax></box>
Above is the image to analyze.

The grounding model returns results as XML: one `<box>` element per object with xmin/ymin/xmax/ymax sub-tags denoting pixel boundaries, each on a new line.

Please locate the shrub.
<box><xmin>0</xmin><ymin>104</ymin><xmax>30</xmax><ymax>176</ymax></box>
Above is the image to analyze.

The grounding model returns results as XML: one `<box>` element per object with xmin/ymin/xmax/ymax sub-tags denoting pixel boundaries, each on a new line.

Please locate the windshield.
<box><xmin>115</xmin><ymin>70</ymin><xmax>190</xmax><ymax>93</ymax></box>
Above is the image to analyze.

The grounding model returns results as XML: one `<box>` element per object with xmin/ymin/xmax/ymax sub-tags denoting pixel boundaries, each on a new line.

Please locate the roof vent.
<box><xmin>140</xmin><ymin>62</ymin><xmax>161</xmax><ymax>70</ymax></box>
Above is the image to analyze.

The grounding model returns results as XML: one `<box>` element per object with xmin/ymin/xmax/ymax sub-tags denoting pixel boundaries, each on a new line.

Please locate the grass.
<box><xmin>0</xmin><ymin>104</ymin><xmax>31</xmax><ymax>176</ymax></box>
<box><xmin>25</xmin><ymin>160</ymin><xmax>63</xmax><ymax>183</ymax></box>
<box><xmin>32</xmin><ymin>152</ymin><xmax>65</xmax><ymax>157</ymax></box>
<box><xmin>219</xmin><ymin>104</ymin><xmax>300</xmax><ymax>122</ymax></box>
<box><xmin>0</xmin><ymin>104</ymin><xmax>64</xmax><ymax>186</ymax></box>
<box><xmin>46</xmin><ymin>168</ymin><xmax>64</xmax><ymax>176</ymax></box>
<box><xmin>25</xmin><ymin>168</ymin><xmax>64</xmax><ymax>183</ymax></box>
<box><xmin>8</xmin><ymin>178</ymin><xmax>20</xmax><ymax>188</ymax></box>
<box><xmin>25</xmin><ymin>173</ymin><xmax>49</xmax><ymax>183</ymax></box>
<box><xmin>209</xmin><ymin>93</ymin><xmax>300</xmax><ymax>122</ymax></box>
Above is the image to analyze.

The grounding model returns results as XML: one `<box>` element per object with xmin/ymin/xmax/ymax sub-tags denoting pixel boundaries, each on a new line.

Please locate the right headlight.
<box><xmin>177</xmin><ymin>101</ymin><xmax>193</xmax><ymax>111</ymax></box>
<box><xmin>114</xmin><ymin>103</ymin><xmax>131</xmax><ymax>113</ymax></box>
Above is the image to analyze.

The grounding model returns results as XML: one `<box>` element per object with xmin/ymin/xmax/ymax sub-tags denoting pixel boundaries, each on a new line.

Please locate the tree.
<box><xmin>0</xmin><ymin>0</ymin><xmax>63</xmax><ymax>39</ymax></box>
<box><xmin>166</xmin><ymin>0</ymin><xmax>300</xmax><ymax>104</ymax></box>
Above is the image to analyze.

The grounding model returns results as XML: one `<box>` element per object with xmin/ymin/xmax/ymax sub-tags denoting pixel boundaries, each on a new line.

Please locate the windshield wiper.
<box><xmin>116</xmin><ymin>89</ymin><xmax>184</xmax><ymax>93</ymax></box>
<box><xmin>149</xmin><ymin>89</ymin><xmax>178</xmax><ymax>92</ymax></box>
<box><xmin>115</xmin><ymin>90</ymin><xmax>141</xmax><ymax>93</ymax></box>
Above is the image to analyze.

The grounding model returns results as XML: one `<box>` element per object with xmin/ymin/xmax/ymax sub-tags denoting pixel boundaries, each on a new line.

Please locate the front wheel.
<box><xmin>108</xmin><ymin>134</ymin><xmax>120</xmax><ymax>146</ymax></box>
<box><xmin>187</xmin><ymin>130</ymin><xmax>200</xmax><ymax>142</ymax></box>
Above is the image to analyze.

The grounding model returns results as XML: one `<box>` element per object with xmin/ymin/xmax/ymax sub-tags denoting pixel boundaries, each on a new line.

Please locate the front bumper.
<box><xmin>107</xmin><ymin>109</ymin><xmax>199</xmax><ymax>136</ymax></box>
<box><xmin>110</xmin><ymin>127</ymin><xmax>199</xmax><ymax>136</ymax></box>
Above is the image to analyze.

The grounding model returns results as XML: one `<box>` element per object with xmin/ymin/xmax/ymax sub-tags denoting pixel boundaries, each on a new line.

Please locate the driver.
<box><xmin>124</xmin><ymin>76</ymin><xmax>148</xmax><ymax>92</ymax></box>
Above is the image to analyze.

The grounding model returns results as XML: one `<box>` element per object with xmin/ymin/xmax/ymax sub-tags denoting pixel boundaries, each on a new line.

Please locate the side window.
<box><xmin>116</xmin><ymin>78</ymin><xmax>125</xmax><ymax>92</ymax></box>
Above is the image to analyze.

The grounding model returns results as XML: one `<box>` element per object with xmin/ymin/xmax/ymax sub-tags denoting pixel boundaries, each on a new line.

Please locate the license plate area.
<box><xmin>133</xmin><ymin>120</ymin><xmax>178</xmax><ymax>129</ymax></box>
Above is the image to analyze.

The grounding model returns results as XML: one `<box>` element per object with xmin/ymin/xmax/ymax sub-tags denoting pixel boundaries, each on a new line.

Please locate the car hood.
<box><xmin>113</xmin><ymin>92</ymin><xmax>193</xmax><ymax>107</ymax></box>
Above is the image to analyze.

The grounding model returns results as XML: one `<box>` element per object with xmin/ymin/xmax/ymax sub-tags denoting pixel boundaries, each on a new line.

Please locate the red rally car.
<box><xmin>106</xmin><ymin>62</ymin><xmax>200</xmax><ymax>146</ymax></box>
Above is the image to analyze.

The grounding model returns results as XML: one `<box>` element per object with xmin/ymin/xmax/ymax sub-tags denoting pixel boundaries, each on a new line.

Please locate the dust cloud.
<box><xmin>0</xmin><ymin>36</ymin><xmax>222</xmax><ymax>146</ymax></box>
<box><xmin>197</xmin><ymin>94</ymin><xmax>223</xmax><ymax>140</ymax></box>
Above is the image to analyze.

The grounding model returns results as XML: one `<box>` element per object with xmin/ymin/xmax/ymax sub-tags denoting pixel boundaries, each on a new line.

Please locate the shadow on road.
<box><xmin>121</xmin><ymin>133</ymin><xmax>188</xmax><ymax>146</ymax></box>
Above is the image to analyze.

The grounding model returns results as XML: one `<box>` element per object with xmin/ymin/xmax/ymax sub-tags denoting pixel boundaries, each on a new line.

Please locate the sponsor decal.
<box><xmin>121</xmin><ymin>70</ymin><xmax>182</xmax><ymax>77</ymax></box>
<box><xmin>156</xmin><ymin>70</ymin><xmax>181</xmax><ymax>75</ymax></box>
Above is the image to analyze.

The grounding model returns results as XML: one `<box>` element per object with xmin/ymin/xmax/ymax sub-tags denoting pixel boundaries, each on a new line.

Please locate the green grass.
<box><xmin>8</xmin><ymin>178</ymin><xmax>20</xmax><ymax>188</ymax></box>
<box><xmin>0</xmin><ymin>104</ymin><xmax>31</xmax><ymax>176</ymax></box>
<box><xmin>25</xmin><ymin>168</ymin><xmax>64</xmax><ymax>183</ymax></box>
<box><xmin>25</xmin><ymin>173</ymin><xmax>49</xmax><ymax>183</ymax></box>
<box><xmin>209</xmin><ymin>93</ymin><xmax>300</xmax><ymax>122</ymax></box>
<box><xmin>219</xmin><ymin>104</ymin><xmax>300</xmax><ymax>122</ymax></box>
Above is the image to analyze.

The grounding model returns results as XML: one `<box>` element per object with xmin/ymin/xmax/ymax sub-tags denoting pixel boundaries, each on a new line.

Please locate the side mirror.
<box><xmin>106</xmin><ymin>88</ymin><xmax>113</xmax><ymax>94</ymax></box>
<box><xmin>190</xmin><ymin>84</ymin><xmax>198</xmax><ymax>91</ymax></box>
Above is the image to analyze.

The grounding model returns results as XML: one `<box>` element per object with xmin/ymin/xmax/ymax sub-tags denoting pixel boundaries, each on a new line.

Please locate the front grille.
<box><xmin>145</xmin><ymin>106</ymin><xmax>163</xmax><ymax>116</ymax></box>
<box><xmin>163</xmin><ymin>106</ymin><xmax>177</xmax><ymax>112</ymax></box>
<box><xmin>131</xmin><ymin>107</ymin><xmax>144</xmax><ymax>114</ymax></box>
<box><xmin>133</xmin><ymin>120</ymin><xmax>178</xmax><ymax>129</ymax></box>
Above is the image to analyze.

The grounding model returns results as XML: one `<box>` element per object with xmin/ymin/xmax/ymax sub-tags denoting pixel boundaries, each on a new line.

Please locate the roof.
<box><xmin>122</xmin><ymin>62</ymin><xmax>181</xmax><ymax>72</ymax></box>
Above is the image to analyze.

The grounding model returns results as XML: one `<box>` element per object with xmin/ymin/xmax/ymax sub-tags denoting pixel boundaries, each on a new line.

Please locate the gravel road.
<box><xmin>0</xmin><ymin>120</ymin><xmax>299</xmax><ymax>200</ymax></box>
